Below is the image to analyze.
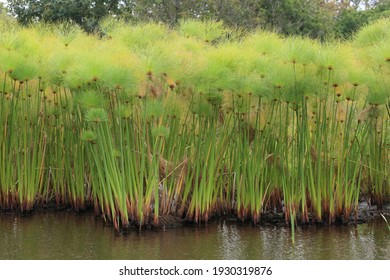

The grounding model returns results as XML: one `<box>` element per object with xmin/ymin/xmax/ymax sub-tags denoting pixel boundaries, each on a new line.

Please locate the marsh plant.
<box><xmin>0</xmin><ymin>19</ymin><xmax>388</xmax><ymax>241</ymax></box>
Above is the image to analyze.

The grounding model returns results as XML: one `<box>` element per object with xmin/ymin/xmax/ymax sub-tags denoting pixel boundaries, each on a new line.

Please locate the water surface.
<box><xmin>0</xmin><ymin>211</ymin><xmax>388</xmax><ymax>259</ymax></box>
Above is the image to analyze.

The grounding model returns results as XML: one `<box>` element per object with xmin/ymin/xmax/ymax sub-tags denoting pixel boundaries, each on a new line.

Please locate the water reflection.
<box><xmin>218</xmin><ymin>221</ymin><xmax>247</xmax><ymax>259</ymax></box>
<box><xmin>0</xmin><ymin>212</ymin><xmax>388</xmax><ymax>260</ymax></box>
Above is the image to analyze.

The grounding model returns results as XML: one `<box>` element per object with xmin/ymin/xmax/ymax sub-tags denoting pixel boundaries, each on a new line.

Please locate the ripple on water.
<box><xmin>0</xmin><ymin>212</ymin><xmax>388</xmax><ymax>259</ymax></box>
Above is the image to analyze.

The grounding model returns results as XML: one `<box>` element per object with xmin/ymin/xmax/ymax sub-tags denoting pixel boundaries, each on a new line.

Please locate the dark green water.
<box><xmin>0</xmin><ymin>211</ymin><xmax>388</xmax><ymax>260</ymax></box>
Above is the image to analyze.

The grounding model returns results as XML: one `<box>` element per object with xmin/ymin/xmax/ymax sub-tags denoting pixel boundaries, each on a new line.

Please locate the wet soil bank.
<box><xmin>3</xmin><ymin>201</ymin><xmax>387</xmax><ymax>233</ymax></box>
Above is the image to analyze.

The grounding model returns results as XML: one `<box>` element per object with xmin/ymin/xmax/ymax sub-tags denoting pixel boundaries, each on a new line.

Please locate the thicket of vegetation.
<box><xmin>4</xmin><ymin>0</ymin><xmax>390</xmax><ymax>39</ymax></box>
<box><xmin>0</xmin><ymin>18</ymin><xmax>389</xmax><ymax>238</ymax></box>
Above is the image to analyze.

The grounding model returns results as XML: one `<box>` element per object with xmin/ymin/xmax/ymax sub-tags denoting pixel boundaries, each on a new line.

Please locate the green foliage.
<box><xmin>334</xmin><ymin>2</ymin><xmax>390</xmax><ymax>39</ymax></box>
<box><xmin>0</xmin><ymin>19</ymin><xmax>388</xmax><ymax>236</ymax></box>
<box><xmin>179</xmin><ymin>19</ymin><xmax>228</xmax><ymax>43</ymax></box>
<box><xmin>151</xmin><ymin>126</ymin><xmax>170</xmax><ymax>138</ymax></box>
<box><xmin>335</xmin><ymin>9</ymin><xmax>370</xmax><ymax>39</ymax></box>
<box><xmin>86</xmin><ymin>108</ymin><xmax>108</xmax><ymax>123</ymax></box>
<box><xmin>81</xmin><ymin>130</ymin><xmax>97</xmax><ymax>142</ymax></box>
<box><xmin>354</xmin><ymin>18</ymin><xmax>390</xmax><ymax>47</ymax></box>
<box><xmin>7</xmin><ymin>0</ymin><xmax>123</xmax><ymax>32</ymax></box>
<box><xmin>5</xmin><ymin>0</ymin><xmax>390</xmax><ymax>40</ymax></box>
<box><xmin>259</xmin><ymin>0</ymin><xmax>334</xmax><ymax>40</ymax></box>
<box><xmin>75</xmin><ymin>90</ymin><xmax>106</xmax><ymax>110</ymax></box>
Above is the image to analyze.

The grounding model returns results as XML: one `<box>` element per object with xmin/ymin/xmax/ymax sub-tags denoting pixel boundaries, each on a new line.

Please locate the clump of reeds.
<box><xmin>0</xmin><ymin>18</ymin><xmax>388</xmax><ymax>241</ymax></box>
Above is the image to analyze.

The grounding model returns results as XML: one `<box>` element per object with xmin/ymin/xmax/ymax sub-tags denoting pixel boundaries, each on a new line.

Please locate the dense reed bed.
<box><xmin>0</xmin><ymin>19</ymin><xmax>389</xmax><ymax>236</ymax></box>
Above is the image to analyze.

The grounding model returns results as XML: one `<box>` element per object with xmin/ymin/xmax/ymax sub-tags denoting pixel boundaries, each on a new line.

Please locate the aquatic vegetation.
<box><xmin>380</xmin><ymin>214</ymin><xmax>390</xmax><ymax>231</ymax></box>
<box><xmin>0</xmin><ymin>19</ymin><xmax>388</xmax><ymax>241</ymax></box>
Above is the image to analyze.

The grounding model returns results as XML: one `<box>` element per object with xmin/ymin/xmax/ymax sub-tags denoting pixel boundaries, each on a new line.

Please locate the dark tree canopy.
<box><xmin>335</xmin><ymin>1</ymin><xmax>390</xmax><ymax>38</ymax></box>
<box><xmin>4</xmin><ymin>0</ymin><xmax>390</xmax><ymax>38</ymax></box>
<box><xmin>6</xmin><ymin>0</ymin><xmax>126</xmax><ymax>32</ymax></box>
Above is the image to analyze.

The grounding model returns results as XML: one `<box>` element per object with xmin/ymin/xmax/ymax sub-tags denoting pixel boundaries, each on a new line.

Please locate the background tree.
<box><xmin>257</xmin><ymin>0</ymin><xmax>335</xmax><ymax>40</ymax></box>
<box><xmin>129</xmin><ymin>0</ymin><xmax>341</xmax><ymax>39</ymax></box>
<box><xmin>6</xmin><ymin>0</ymin><xmax>125</xmax><ymax>32</ymax></box>
<box><xmin>131</xmin><ymin>0</ymin><xmax>210</xmax><ymax>25</ymax></box>
<box><xmin>4</xmin><ymin>0</ymin><xmax>390</xmax><ymax>39</ymax></box>
<box><xmin>333</xmin><ymin>0</ymin><xmax>390</xmax><ymax>38</ymax></box>
<box><xmin>203</xmin><ymin>0</ymin><xmax>265</xmax><ymax>29</ymax></box>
